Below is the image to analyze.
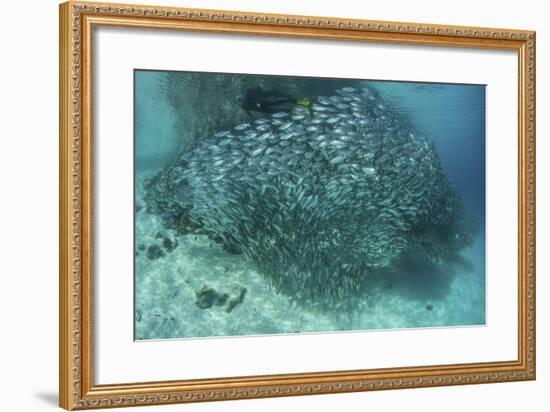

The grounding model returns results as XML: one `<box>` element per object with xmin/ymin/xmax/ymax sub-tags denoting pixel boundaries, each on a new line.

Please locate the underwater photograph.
<box><xmin>134</xmin><ymin>69</ymin><xmax>486</xmax><ymax>340</ymax></box>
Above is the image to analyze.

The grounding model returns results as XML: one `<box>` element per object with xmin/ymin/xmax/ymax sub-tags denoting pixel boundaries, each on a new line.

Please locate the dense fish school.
<box><xmin>146</xmin><ymin>85</ymin><xmax>478</xmax><ymax>306</ymax></box>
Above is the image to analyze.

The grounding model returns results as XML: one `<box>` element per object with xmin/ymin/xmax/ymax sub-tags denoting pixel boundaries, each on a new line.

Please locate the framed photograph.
<box><xmin>59</xmin><ymin>1</ymin><xmax>536</xmax><ymax>409</ymax></box>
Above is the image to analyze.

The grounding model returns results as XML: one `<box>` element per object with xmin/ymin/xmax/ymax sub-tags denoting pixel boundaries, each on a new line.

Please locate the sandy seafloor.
<box><xmin>134</xmin><ymin>169</ymin><xmax>486</xmax><ymax>341</ymax></box>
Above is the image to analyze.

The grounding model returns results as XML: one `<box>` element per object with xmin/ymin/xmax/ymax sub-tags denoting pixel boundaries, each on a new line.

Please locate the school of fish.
<box><xmin>145</xmin><ymin>85</ymin><xmax>478</xmax><ymax>306</ymax></box>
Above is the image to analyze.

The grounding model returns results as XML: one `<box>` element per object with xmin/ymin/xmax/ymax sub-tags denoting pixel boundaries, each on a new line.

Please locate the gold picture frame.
<box><xmin>59</xmin><ymin>1</ymin><xmax>536</xmax><ymax>409</ymax></box>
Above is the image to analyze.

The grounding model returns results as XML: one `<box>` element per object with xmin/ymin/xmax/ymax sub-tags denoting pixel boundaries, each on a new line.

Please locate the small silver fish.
<box><xmin>342</xmin><ymin>87</ymin><xmax>356</xmax><ymax>93</ymax></box>
<box><xmin>273</xmin><ymin>111</ymin><xmax>289</xmax><ymax>119</ymax></box>
<box><xmin>251</xmin><ymin>147</ymin><xmax>265</xmax><ymax>156</ymax></box>
<box><xmin>215</xmin><ymin>131</ymin><xmax>230</xmax><ymax>138</ymax></box>
<box><xmin>312</xmin><ymin>104</ymin><xmax>329</xmax><ymax>112</ymax></box>
<box><xmin>330</xmin><ymin>155</ymin><xmax>347</xmax><ymax>164</ymax></box>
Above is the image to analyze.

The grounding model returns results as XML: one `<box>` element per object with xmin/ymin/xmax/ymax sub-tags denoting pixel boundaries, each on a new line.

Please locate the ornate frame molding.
<box><xmin>59</xmin><ymin>1</ymin><xmax>535</xmax><ymax>409</ymax></box>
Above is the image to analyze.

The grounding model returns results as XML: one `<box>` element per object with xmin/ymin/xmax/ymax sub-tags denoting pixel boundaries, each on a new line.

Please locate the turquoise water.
<box><xmin>134</xmin><ymin>70</ymin><xmax>485</xmax><ymax>340</ymax></box>
<box><xmin>374</xmin><ymin>82</ymin><xmax>486</xmax><ymax>224</ymax></box>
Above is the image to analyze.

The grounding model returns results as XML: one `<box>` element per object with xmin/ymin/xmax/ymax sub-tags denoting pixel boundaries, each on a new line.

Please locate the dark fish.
<box><xmin>241</xmin><ymin>86</ymin><xmax>297</xmax><ymax>115</ymax></box>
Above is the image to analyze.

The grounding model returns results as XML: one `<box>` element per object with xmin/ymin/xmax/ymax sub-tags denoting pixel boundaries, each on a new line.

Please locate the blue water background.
<box><xmin>135</xmin><ymin>71</ymin><xmax>179</xmax><ymax>169</ymax></box>
<box><xmin>372</xmin><ymin>81</ymin><xmax>486</xmax><ymax>226</ymax></box>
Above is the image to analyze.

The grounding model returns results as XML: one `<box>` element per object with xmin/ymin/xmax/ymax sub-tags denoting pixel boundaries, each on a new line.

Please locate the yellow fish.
<box><xmin>293</xmin><ymin>97</ymin><xmax>311</xmax><ymax>116</ymax></box>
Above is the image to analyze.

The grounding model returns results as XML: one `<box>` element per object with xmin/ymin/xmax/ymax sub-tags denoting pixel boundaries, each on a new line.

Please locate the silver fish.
<box><xmin>273</xmin><ymin>111</ymin><xmax>289</xmax><ymax>118</ymax></box>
